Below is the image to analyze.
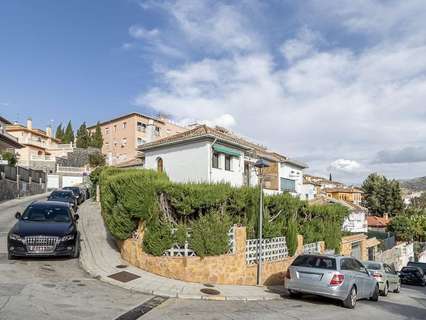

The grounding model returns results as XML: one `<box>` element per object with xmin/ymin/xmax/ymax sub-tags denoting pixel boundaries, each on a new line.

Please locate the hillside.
<box><xmin>400</xmin><ymin>176</ymin><xmax>426</xmax><ymax>192</ymax></box>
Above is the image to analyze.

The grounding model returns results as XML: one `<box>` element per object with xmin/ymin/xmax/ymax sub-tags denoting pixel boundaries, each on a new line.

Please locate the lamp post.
<box><xmin>254</xmin><ymin>158</ymin><xmax>270</xmax><ymax>286</ymax></box>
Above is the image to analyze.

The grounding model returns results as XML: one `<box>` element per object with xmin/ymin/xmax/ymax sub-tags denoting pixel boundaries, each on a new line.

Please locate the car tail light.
<box><xmin>372</xmin><ymin>272</ymin><xmax>383</xmax><ymax>279</ymax></box>
<box><xmin>285</xmin><ymin>269</ymin><xmax>291</xmax><ymax>279</ymax></box>
<box><xmin>330</xmin><ymin>273</ymin><xmax>344</xmax><ymax>286</ymax></box>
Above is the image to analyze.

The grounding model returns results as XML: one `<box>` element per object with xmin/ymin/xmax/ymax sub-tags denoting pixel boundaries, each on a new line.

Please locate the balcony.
<box><xmin>31</xmin><ymin>155</ymin><xmax>55</xmax><ymax>162</ymax></box>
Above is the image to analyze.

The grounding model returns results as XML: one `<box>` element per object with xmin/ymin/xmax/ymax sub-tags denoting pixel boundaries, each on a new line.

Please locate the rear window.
<box><xmin>292</xmin><ymin>255</ymin><xmax>336</xmax><ymax>270</ymax></box>
<box><xmin>364</xmin><ymin>262</ymin><xmax>381</xmax><ymax>270</ymax></box>
<box><xmin>408</xmin><ymin>262</ymin><xmax>426</xmax><ymax>271</ymax></box>
<box><xmin>50</xmin><ymin>191</ymin><xmax>73</xmax><ymax>199</ymax></box>
<box><xmin>401</xmin><ymin>267</ymin><xmax>421</xmax><ymax>274</ymax></box>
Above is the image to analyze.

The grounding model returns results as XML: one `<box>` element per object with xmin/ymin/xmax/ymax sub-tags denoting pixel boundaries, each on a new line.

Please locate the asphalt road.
<box><xmin>0</xmin><ymin>195</ymin><xmax>151</xmax><ymax>320</ymax></box>
<box><xmin>1</xmin><ymin>195</ymin><xmax>425</xmax><ymax>320</ymax></box>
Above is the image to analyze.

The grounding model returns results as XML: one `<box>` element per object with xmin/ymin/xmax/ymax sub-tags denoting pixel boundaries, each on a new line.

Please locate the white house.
<box><xmin>139</xmin><ymin>125</ymin><xmax>308</xmax><ymax>197</ymax></box>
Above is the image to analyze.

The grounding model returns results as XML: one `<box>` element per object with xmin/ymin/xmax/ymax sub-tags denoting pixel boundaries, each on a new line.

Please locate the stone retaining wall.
<box><xmin>120</xmin><ymin>226</ymin><xmax>304</xmax><ymax>286</ymax></box>
<box><xmin>0</xmin><ymin>178</ymin><xmax>46</xmax><ymax>202</ymax></box>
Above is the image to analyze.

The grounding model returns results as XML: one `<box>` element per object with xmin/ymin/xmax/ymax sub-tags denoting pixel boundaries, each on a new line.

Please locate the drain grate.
<box><xmin>114</xmin><ymin>296</ymin><xmax>168</xmax><ymax>320</ymax></box>
<box><xmin>116</xmin><ymin>264</ymin><xmax>128</xmax><ymax>269</ymax></box>
<box><xmin>108</xmin><ymin>271</ymin><xmax>140</xmax><ymax>283</ymax></box>
<box><xmin>200</xmin><ymin>288</ymin><xmax>221</xmax><ymax>295</ymax></box>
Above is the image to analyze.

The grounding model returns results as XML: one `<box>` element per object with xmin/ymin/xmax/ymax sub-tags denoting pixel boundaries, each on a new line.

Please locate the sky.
<box><xmin>1</xmin><ymin>0</ymin><xmax>426</xmax><ymax>184</ymax></box>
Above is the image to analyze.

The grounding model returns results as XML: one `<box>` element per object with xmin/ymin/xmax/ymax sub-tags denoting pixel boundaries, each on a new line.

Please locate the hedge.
<box><xmin>95</xmin><ymin>167</ymin><xmax>349</xmax><ymax>256</ymax></box>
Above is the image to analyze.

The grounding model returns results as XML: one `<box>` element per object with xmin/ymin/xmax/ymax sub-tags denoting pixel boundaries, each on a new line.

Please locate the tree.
<box><xmin>361</xmin><ymin>173</ymin><xmax>403</xmax><ymax>216</ymax></box>
<box><xmin>75</xmin><ymin>122</ymin><xmax>90</xmax><ymax>148</ymax></box>
<box><xmin>410</xmin><ymin>192</ymin><xmax>426</xmax><ymax>209</ymax></box>
<box><xmin>329</xmin><ymin>173</ymin><xmax>332</xmax><ymax>181</ymax></box>
<box><xmin>89</xmin><ymin>121</ymin><xmax>103</xmax><ymax>148</ymax></box>
<box><xmin>89</xmin><ymin>151</ymin><xmax>106</xmax><ymax>167</ymax></box>
<box><xmin>0</xmin><ymin>151</ymin><xmax>17</xmax><ymax>166</ymax></box>
<box><xmin>62</xmin><ymin>121</ymin><xmax>74</xmax><ymax>144</ymax></box>
<box><xmin>55</xmin><ymin>123</ymin><xmax>64</xmax><ymax>140</ymax></box>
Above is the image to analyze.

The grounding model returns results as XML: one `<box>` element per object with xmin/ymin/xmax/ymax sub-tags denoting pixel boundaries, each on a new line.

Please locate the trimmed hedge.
<box><xmin>97</xmin><ymin>167</ymin><xmax>349</xmax><ymax>256</ymax></box>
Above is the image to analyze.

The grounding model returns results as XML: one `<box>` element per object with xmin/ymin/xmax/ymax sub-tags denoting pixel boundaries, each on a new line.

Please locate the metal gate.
<box><xmin>62</xmin><ymin>176</ymin><xmax>83</xmax><ymax>187</ymax></box>
<box><xmin>47</xmin><ymin>175</ymin><xmax>60</xmax><ymax>189</ymax></box>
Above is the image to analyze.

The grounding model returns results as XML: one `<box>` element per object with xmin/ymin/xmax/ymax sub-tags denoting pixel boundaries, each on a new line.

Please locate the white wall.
<box><xmin>209</xmin><ymin>145</ymin><xmax>245</xmax><ymax>187</ymax></box>
<box><xmin>144</xmin><ymin>141</ymin><xmax>210</xmax><ymax>184</ymax></box>
<box><xmin>300</xmin><ymin>183</ymin><xmax>316</xmax><ymax>201</ymax></box>
<box><xmin>279</xmin><ymin>163</ymin><xmax>304</xmax><ymax>197</ymax></box>
<box><xmin>342</xmin><ymin>211</ymin><xmax>368</xmax><ymax>233</ymax></box>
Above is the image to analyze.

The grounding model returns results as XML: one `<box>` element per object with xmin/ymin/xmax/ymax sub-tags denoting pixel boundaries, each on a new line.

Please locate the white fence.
<box><xmin>303</xmin><ymin>241</ymin><xmax>322</xmax><ymax>254</ymax></box>
<box><xmin>163</xmin><ymin>226</ymin><xmax>236</xmax><ymax>257</ymax></box>
<box><xmin>245</xmin><ymin>237</ymin><xmax>288</xmax><ymax>265</ymax></box>
<box><xmin>56</xmin><ymin>165</ymin><xmax>87</xmax><ymax>174</ymax></box>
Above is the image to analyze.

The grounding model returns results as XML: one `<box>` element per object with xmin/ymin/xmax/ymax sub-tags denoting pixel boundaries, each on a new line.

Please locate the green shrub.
<box><xmin>174</xmin><ymin>224</ymin><xmax>188</xmax><ymax>246</ymax></box>
<box><xmin>286</xmin><ymin>216</ymin><xmax>298</xmax><ymax>256</ymax></box>
<box><xmin>189</xmin><ymin>211</ymin><xmax>232</xmax><ymax>257</ymax></box>
<box><xmin>143</xmin><ymin>220</ymin><xmax>174</xmax><ymax>256</ymax></box>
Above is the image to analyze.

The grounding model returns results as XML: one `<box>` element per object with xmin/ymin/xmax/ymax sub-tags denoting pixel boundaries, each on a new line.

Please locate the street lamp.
<box><xmin>254</xmin><ymin>158</ymin><xmax>270</xmax><ymax>286</ymax></box>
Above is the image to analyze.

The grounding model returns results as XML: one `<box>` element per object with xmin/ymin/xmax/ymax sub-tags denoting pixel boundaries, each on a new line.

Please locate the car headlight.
<box><xmin>9</xmin><ymin>233</ymin><xmax>23</xmax><ymax>241</ymax></box>
<box><xmin>60</xmin><ymin>234</ymin><xmax>75</xmax><ymax>241</ymax></box>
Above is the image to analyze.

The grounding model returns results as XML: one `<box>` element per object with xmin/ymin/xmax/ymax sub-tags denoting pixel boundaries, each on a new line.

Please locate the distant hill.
<box><xmin>400</xmin><ymin>176</ymin><xmax>426</xmax><ymax>192</ymax></box>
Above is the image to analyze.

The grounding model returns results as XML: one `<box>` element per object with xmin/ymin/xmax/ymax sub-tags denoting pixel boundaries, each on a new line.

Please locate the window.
<box><xmin>123</xmin><ymin>122</ymin><xmax>127</xmax><ymax>129</ymax></box>
<box><xmin>137</xmin><ymin>138</ymin><xmax>145</xmax><ymax>145</ymax></box>
<box><xmin>157</xmin><ymin>157</ymin><xmax>163</xmax><ymax>173</ymax></box>
<box><xmin>114</xmin><ymin>125</ymin><xmax>117</xmax><ymax>132</ymax></box>
<box><xmin>281</xmin><ymin>178</ymin><xmax>296</xmax><ymax>192</ymax></box>
<box><xmin>154</xmin><ymin>126</ymin><xmax>160</xmax><ymax>136</ymax></box>
<box><xmin>292</xmin><ymin>255</ymin><xmax>336</xmax><ymax>270</ymax></box>
<box><xmin>137</xmin><ymin>122</ymin><xmax>146</xmax><ymax>132</ymax></box>
<box><xmin>122</xmin><ymin>138</ymin><xmax>127</xmax><ymax>146</ymax></box>
<box><xmin>105</xmin><ymin>127</ymin><xmax>109</xmax><ymax>134</ymax></box>
<box><xmin>212</xmin><ymin>152</ymin><xmax>219</xmax><ymax>168</ymax></box>
<box><xmin>225</xmin><ymin>155</ymin><xmax>231</xmax><ymax>171</ymax></box>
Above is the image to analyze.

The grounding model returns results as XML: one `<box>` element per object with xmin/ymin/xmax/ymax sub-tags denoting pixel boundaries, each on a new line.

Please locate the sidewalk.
<box><xmin>79</xmin><ymin>201</ymin><xmax>285</xmax><ymax>301</ymax></box>
<box><xmin>0</xmin><ymin>192</ymin><xmax>50</xmax><ymax>209</ymax></box>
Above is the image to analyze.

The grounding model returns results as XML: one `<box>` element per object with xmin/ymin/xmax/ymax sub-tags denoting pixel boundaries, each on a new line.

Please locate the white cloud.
<box><xmin>329</xmin><ymin>159</ymin><xmax>361</xmax><ymax>173</ymax></box>
<box><xmin>129</xmin><ymin>25</ymin><xmax>160</xmax><ymax>40</ymax></box>
<box><xmin>131</xmin><ymin>1</ymin><xmax>426</xmax><ymax>183</ymax></box>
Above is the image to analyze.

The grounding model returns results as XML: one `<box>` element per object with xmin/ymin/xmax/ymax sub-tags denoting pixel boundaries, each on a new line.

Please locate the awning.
<box><xmin>212</xmin><ymin>144</ymin><xmax>241</xmax><ymax>157</ymax></box>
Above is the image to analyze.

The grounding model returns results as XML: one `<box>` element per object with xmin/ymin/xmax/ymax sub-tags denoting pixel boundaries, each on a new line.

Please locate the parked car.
<box><xmin>285</xmin><ymin>254</ymin><xmax>379</xmax><ymax>309</ymax></box>
<box><xmin>63</xmin><ymin>186</ymin><xmax>85</xmax><ymax>204</ymax></box>
<box><xmin>363</xmin><ymin>261</ymin><xmax>400</xmax><ymax>295</ymax></box>
<box><xmin>399</xmin><ymin>267</ymin><xmax>426</xmax><ymax>286</ymax></box>
<box><xmin>48</xmin><ymin>190</ymin><xmax>78</xmax><ymax>210</ymax></box>
<box><xmin>7</xmin><ymin>201</ymin><xmax>80</xmax><ymax>259</ymax></box>
<box><xmin>407</xmin><ymin>261</ymin><xmax>426</xmax><ymax>275</ymax></box>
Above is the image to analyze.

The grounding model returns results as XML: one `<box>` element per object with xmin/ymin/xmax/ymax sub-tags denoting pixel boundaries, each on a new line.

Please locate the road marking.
<box><xmin>114</xmin><ymin>296</ymin><xmax>168</xmax><ymax>320</ymax></box>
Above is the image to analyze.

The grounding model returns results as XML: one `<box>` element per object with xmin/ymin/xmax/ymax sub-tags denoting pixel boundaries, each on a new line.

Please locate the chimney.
<box><xmin>145</xmin><ymin>119</ymin><xmax>155</xmax><ymax>143</ymax></box>
<box><xmin>46</xmin><ymin>126</ymin><xmax>52</xmax><ymax>137</ymax></box>
<box><xmin>27</xmin><ymin>117</ymin><xmax>33</xmax><ymax>130</ymax></box>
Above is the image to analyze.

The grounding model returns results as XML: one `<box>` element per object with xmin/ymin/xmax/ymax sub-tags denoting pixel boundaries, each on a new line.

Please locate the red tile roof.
<box><xmin>367</xmin><ymin>215</ymin><xmax>390</xmax><ymax>228</ymax></box>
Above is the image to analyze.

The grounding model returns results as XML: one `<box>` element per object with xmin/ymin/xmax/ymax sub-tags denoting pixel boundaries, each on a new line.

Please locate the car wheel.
<box><xmin>288</xmin><ymin>290</ymin><xmax>302</xmax><ymax>299</ymax></box>
<box><xmin>7</xmin><ymin>252</ymin><xmax>15</xmax><ymax>260</ymax></box>
<box><xmin>381</xmin><ymin>282</ymin><xmax>389</xmax><ymax>296</ymax></box>
<box><xmin>72</xmin><ymin>234</ymin><xmax>80</xmax><ymax>259</ymax></box>
<box><xmin>393</xmin><ymin>282</ymin><xmax>401</xmax><ymax>293</ymax></box>
<box><xmin>343</xmin><ymin>286</ymin><xmax>357</xmax><ymax>309</ymax></box>
<box><xmin>370</xmin><ymin>284</ymin><xmax>379</xmax><ymax>302</ymax></box>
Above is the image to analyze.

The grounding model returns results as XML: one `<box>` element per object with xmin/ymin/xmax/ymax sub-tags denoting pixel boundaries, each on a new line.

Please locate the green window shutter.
<box><xmin>212</xmin><ymin>144</ymin><xmax>241</xmax><ymax>157</ymax></box>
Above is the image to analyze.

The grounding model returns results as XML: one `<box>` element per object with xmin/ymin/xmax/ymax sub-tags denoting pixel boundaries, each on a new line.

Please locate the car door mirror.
<box><xmin>15</xmin><ymin>212</ymin><xmax>21</xmax><ymax>219</ymax></box>
<box><xmin>74</xmin><ymin>214</ymin><xmax>79</xmax><ymax>221</ymax></box>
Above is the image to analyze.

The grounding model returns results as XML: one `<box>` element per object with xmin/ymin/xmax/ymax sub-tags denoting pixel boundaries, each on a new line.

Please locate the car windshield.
<box><xmin>364</xmin><ymin>262</ymin><xmax>382</xmax><ymax>270</ymax></box>
<box><xmin>22</xmin><ymin>206</ymin><xmax>71</xmax><ymax>222</ymax></box>
<box><xmin>50</xmin><ymin>192</ymin><xmax>73</xmax><ymax>199</ymax></box>
<box><xmin>401</xmin><ymin>268</ymin><xmax>421</xmax><ymax>274</ymax></box>
<box><xmin>292</xmin><ymin>255</ymin><xmax>336</xmax><ymax>270</ymax></box>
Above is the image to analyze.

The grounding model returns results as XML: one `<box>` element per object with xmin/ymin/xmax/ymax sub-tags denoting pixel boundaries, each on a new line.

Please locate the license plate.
<box><xmin>298</xmin><ymin>271</ymin><xmax>323</xmax><ymax>281</ymax></box>
<box><xmin>28</xmin><ymin>245</ymin><xmax>54</xmax><ymax>253</ymax></box>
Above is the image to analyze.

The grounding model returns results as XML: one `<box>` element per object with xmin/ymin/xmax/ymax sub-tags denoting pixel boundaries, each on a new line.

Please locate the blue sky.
<box><xmin>1</xmin><ymin>0</ymin><xmax>426</xmax><ymax>183</ymax></box>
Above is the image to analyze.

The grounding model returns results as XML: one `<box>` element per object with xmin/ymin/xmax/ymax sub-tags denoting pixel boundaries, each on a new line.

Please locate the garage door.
<box><xmin>47</xmin><ymin>175</ymin><xmax>60</xmax><ymax>190</ymax></box>
<box><xmin>62</xmin><ymin>176</ymin><xmax>83</xmax><ymax>187</ymax></box>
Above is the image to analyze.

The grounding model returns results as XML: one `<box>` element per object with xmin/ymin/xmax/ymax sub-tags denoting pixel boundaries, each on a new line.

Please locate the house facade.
<box><xmin>87</xmin><ymin>112</ymin><xmax>186</xmax><ymax>166</ymax></box>
<box><xmin>324</xmin><ymin>187</ymin><xmax>363</xmax><ymax>205</ymax></box>
<box><xmin>0</xmin><ymin>116</ymin><xmax>23</xmax><ymax>157</ymax></box>
<box><xmin>139</xmin><ymin>125</ymin><xmax>308</xmax><ymax>196</ymax></box>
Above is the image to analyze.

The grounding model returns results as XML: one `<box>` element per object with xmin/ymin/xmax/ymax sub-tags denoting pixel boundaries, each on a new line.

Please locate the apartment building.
<box><xmin>87</xmin><ymin>112</ymin><xmax>186</xmax><ymax>165</ymax></box>
<box><xmin>6</xmin><ymin>118</ymin><xmax>73</xmax><ymax>171</ymax></box>
<box><xmin>0</xmin><ymin>116</ymin><xmax>23</xmax><ymax>155</ymax></box>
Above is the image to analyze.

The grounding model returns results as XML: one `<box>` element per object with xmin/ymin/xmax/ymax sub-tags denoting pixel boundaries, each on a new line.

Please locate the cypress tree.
<box><xmin>63</xmin><ymin>121</ymin><xmax>74</xmax><ymax>144</ymax></box>
<box><xmin>89</xmin><ymin>121</ymin><xmax>103</xmax><ymax>148</ymax></box>
<box><xmin>55</xmin><ymin>123</ymin><xmax>64</xmax><ymax>140</ymax></box>
<box><xmin>76</xmin><ymin>122</ymin><xmax>90</xmax><ymax>148</ymax></box>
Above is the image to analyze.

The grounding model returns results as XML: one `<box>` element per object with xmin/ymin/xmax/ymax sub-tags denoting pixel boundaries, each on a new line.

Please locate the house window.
<box><xmin>157</xmin><ymin>157</ymin><xmax>163</xmax><ymax>173</ymax></box>
<box><xmin>212</xmin><ymin>152</ymin><xmax>219</xmax><ymax>168</ymax></box>
<box><xmin>225</xmin><ymin>155</ymin><xmax>231</xmax><ymax>171</ymax></box>
<box><xmin>122</xmin><ymin>138</ymin><xmax>127</xmax><ymax>146</ymax></box>
<box><xmin>137</xmin><ymin>137</ymin><xmax>145</xmax><ymax>145</ymax></box>
<box><xmin>137</xmin><ymin>122</ymin><xmax>146</xmax><ymax>132</ymax></box>
<box><xmin>154</xmin><ymin>126</ymin><xmax>160</xmax><ymax>136</ymax></box>
<box><xmin>114</xmin><ymin>125</ymin><xmax>117</xmax><ymax>132</ymax></box>
<box><xmin>105</xmin><ymin>127</ymin><xmax>109</xmax><ymax>134</ymax></box>
<box><xmin>123</xmin><ymin>122</ymin><xmax>127</xmax><ymax>129</ymax></box>
<box><xmin>281</xmin><ymin>178</ymin><xmax>296</xmax><ymax>192</ymax></box>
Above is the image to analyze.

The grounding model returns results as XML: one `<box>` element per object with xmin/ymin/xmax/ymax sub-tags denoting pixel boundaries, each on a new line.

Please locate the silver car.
<box><xmin>363</xmin><ymin>261</ymin><xmax>401</xmax><ymax>296</ymax></box>
<box><xmin>285</xmin><ymin>254</ymin><xmax>379</xmax><ymax>308</ymax></box>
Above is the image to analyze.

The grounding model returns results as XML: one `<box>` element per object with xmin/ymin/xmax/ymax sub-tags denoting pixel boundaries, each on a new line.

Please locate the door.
<box><xmin>351</xmin><ymin>242</ymin><xmax>361</xmax><ymax>260</ymax></box>
<box><xmin>384</xmin><ymin>264</ymin><xmax>398</xmax><ymax>290</ymax></box>
<box><xmin>352</xmin><ymin>259</ymin><xmax>373</xmax><ymax>298</ymax></box>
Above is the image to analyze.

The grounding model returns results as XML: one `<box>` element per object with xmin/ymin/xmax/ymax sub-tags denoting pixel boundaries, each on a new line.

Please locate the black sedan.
<box><xmin>7</xmin><ymin>201</ymin><xmax>80</xmax><ymax>259</ymax></box>
<box><xmin>63</xmin><ymin>186</ymin><xmax>85</xmax><ymax>204</ymax></box>
<box><xmin>399</xmin><ymin>267</ymin><xmax>426</xmax><ymax>286</ymax></box>
<box><xmin>48</xmin><ymin>190</ymin><xmax>78</xmax><ymax>210</ymax></box>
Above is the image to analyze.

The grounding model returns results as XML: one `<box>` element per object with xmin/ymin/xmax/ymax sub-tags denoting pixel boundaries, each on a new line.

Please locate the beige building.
<box><xmin>0</xmin><ymin>116</ymin><xmax>23</xmax><ymax>155</ymax></box>
<box><xmin>87</xmin><ymin>112</ymin><xmax>186</xmax><ymax>165</ymax></box>
<box><xmin>6</xmin><ymin>118</ymin><xmax>73</xmax><ymax>171</ymax></box>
